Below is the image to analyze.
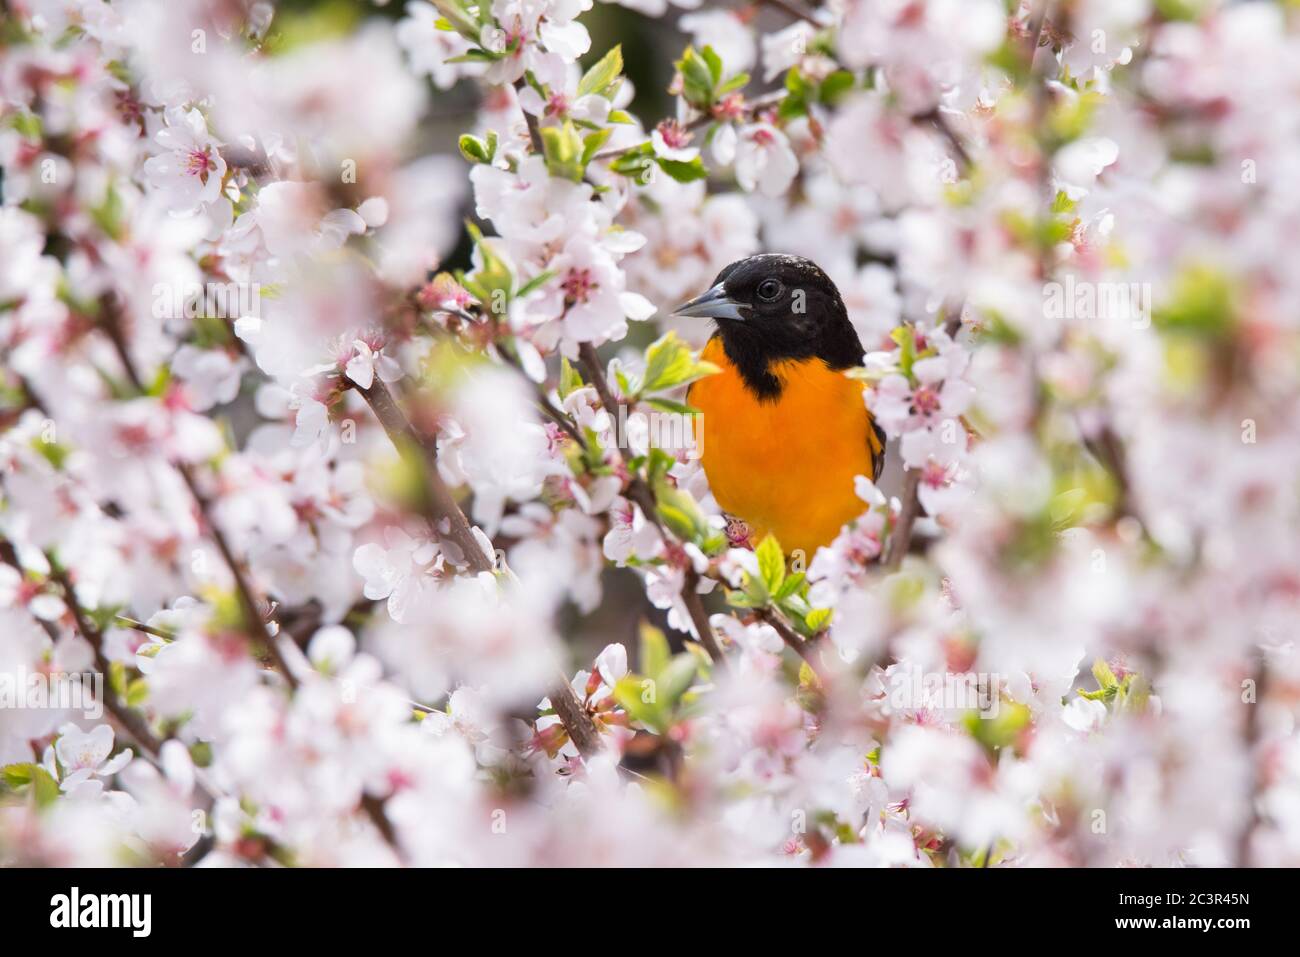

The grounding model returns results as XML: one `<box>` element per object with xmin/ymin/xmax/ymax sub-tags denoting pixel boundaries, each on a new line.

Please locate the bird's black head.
<box><xmin>673</xmin><ymin>254</ymin><xmax>864</xmax><ymax>400</ymax></box>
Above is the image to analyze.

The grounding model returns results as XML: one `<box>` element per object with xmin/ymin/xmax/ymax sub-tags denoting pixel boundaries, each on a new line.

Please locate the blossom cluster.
<box><xmin>1</xmin><ymin>0</ymin><xmax>1299</xmax><ymax>868</ymax></box>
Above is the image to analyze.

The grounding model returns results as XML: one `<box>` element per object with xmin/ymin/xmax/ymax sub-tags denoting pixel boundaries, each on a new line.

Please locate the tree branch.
<box><xmin>97</xmin><ymin>297</ymin><xmax>299</xmax><ymax>689</ymax></box>
<box><xmin>1236</xmin><ymin>657</ymin><xmax>1269</xmax><ymax>867</ymax></box>
<box><xmin>883</xmin><ymin>468</ymin><xmax>922</xmax><ymax>571</ymax></box>
<box><xmin>92</xmin><ymin>299</ymin><xmax>414</xmax><ymax>850</ymax></box>
<box><xmin>497</xmin><ymin>341</ymin><xmax>588</xmax><ymax>451</ymax></box>
<box><xmin>175</xmin><ymin>463</ymin><xmax>300</xmax><ymax>688</ymax></box>
<box><xmin>355</xmin><ymin>378</ymin><xmax>604</xmax><ymax>756</ymax></box>
<box><xmin>756</xmin><ymin>0</ymin><xmax>820</xmax><ymax>26</ymax></box>
<box><xmin>0</xmin><ymin>537</ymin><xmax>227</xmax><ymax>808</ymax></box>
<box><xmin>914</xmin><ymin>107</ymin><xmax>972</xmax><ymax>174</ymax></box>
<box><xmin>591</xmin><ymin>91</ymin><xmax>788</xmax><ymax>163</ymax></box>
<box><xmin>756</xmin><ymin>607</ymin><xmax>821</xmax><ymax>673</ymax></box>
<box><xmin>355</xmin><ymin>379</ymin><xmax>495</xmax><ymax>575</ymax></box>
<box><xmin>576</xmin><ymin>343</ymin><xmax>726</xmax><ymax>664</ymax></box>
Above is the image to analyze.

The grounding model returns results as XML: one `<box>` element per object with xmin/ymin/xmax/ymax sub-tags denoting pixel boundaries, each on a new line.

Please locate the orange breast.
<box><xmin>688</xmin><ymin>338</ymin><xmax>880</xmax><ymax>558</ymax></box>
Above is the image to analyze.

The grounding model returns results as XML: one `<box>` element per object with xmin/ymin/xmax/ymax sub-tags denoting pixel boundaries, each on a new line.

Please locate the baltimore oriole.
<box><xmin>676</xmin><ymin>254</ymin><xmax>885</xmax><ymax>557</ymax></box>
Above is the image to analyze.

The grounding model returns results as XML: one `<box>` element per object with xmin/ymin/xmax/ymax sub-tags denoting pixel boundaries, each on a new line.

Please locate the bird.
<box><xmin>675</xmin><ymin>254</ymin><xmax>885</xmax><ymax>558</ymax></box>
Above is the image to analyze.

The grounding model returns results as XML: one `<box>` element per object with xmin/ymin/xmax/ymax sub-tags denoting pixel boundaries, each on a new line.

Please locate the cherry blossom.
<box><xmin>142</xmin><ymin>106</ymin><xmax>229</xmax><ymax>215</ymax></box>
<box><xmin>50</xmin><ymin>724</ymin><xmax>133</xmax><ymax>797</ymax></box>
<box><xmin>2</xmin><ymin>0</ymin><xmax>1298</xmax><ymax>874</ymax></box>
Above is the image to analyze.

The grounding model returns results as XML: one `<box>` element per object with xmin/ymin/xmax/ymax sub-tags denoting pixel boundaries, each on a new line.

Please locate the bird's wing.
<box><xmin>869</xmin><ymin>417</ymin><xmax>887</xmax><ymax>482</ymax></box>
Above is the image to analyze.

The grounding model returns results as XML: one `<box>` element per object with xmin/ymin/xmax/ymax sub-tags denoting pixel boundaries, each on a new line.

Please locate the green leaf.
<box><xmin>1153</xmin><ymin>265</ymin><xmax>1236</xmax><ymax>338</ymax></box>
<box><xmin>654</xmin><ymin>480</ymin><xmax>712</xmax><ymax>545</ymax></box>
<box><xmin>656</xmin><ymin>500</ymin><xmax>699</xmax><ymax>542</ymax></box>
<box><xmin>514</xmin><ymin>269</ymin><xmax>555</xmax><ymax>300</ymax></box>
<box><xmin>818</xmin><ymin>70</ymin><xmax>856</xmax><ymax>104</ymax></box>
<box><xmin>1</xmin><ymin>763</ymin><xmax>60</xmax><ymax>808</ymax></box>
<box><xmin>1117</xmin><ymin>673</ymin><xmax>1152</xmax><ymax>713</ymax></box>
<box><xmin>965</xmin><ymin>700</ymin><xmax>1031</xmax><ymax>754</ymax></box>
<box><xmin>31</xmin><ymin>436</ymin><xmax>70</xmax><ymax>470</ymax></box>
<box><xmin>778</xmin><ymin>67</ymin><xmax>812</xmax><ymax>121</ymax></box>
<box><xmin>581</xmin><ymin>127</ymin><xmax>613</xmax><ymax>166</ymax></box>
<box><xmin>676</xmin><ymin>46</ymin><xmax>717</xmax><ymax>109</ymax></box>
<box><xmin>1092</xmin><ymin>658</ymin><xmax>1118</xmax><ymax>690</ymax></box>
<box><xmin>773</xmin><ymin>571</ymin><xmax>805</xmax><ymax>602</ymax></box>
<box><xmin>539</xmin><ymin>120</ymin><xmax>585</xmax><ymax>183</ymax></box>
<box><xmin>718</xmin><ymin>73</ymin><xmax>749</xmax><ymax>96</ymax></box>
<box><xmin>756</xmin><ymin>534</ymin><xmax>785</xmax><ymax>595</ymax></box>
<box><xmin>658</xmin><ymin>654</ymin><xmax>698</xmax><ymax>708</ymax></box>
<box><xmin>578</xmin><ymin>45</ymin><xmax>623</xmax><ymax>98</ymax></box>
<box><xmin>644</xmin><ymin>396</ymin><xmax>700</xmax><ymax>415</ymax></box>
<box><xmin>431</xmin><ymin>0</ymin><xmax>484</xmax><ymax>41</ymax></box>
<box><xmin>645</xmin><ymin>447</ymin><xmax>676</xmax><ymax>486</ymax></box>
<box><xmin>985</xmin><ymin>39</ymin><xmax>1031</xmax><ymax>85</ymax></box>
<box><xmin>1155</xmin><ymin>0</ymin><xmax>1206</xmax><ymax>21</ymax></box>
<box><xmin>640</xmin><ymin>330</ymin><xmax>691</xmax><ymax>394</ymax></box>
<box><xmin>12</xmin><ymin>110</ymin><xmax>41</xmax><ymax>141</ymax></box>
<box><xmin>608</xmin><ymin>141</ymin><xmax>656</xmax><ymax>182</ymax></box>
<box><xmin>462</xmin><ymin>222</ymin><xmax>514</xmax><ymax>316</ymax></box>
<box><xmin>890</xmin><ymin>324</ymin><xmax>918</xmax><ymax>378</ymax></box>
<box><xmin>725</xmin><ymin>588</ymin><xmax>765</xmax><ymax>610</ymax></box>
<box><xmin>701</xmin><ymin>45</ymin><xmax>723</xmax><ymax>86</ymax></box>
<box><xmin>640</xmin><ymin>331</ymin><xmax>720</xmax><ymax>396</ymax></box>
<box><xmin>683</xmin><ymin>641</ymin><xmax>714</xmax><ymax>676</ymax></box>
<box><xmin>656</xmin><ymin>155</ymin><xmax>708</xmax><ymax>183</ymax></box>
<box><xmin>1049</xmin><ymin>487</ymin><xmax>1088</xmax><ymax>530</ymax></box>
<box><xmin>443</xmin><ymin>48</ymin><xmax>503</xmax><ymax>64</ymax></box>
<box><xmin>32</xmin><ymin>766</ymin><xmax>59</xmax><ymax>808</ymax></box>
<box><xmin>1051</xmin><ymin>190</ymin><xmax>1077</xmax><ymax>215</ymax></box>
<box><xmin>126</xmin><ymin>677</ymin><xmax>149</xmax><ymax>708</ymax></box>
<box><xmin>458</xmin><ymin>133</ymin><xmax>491</xmax><ymax>164</ymax></box>
<box><xmin>1</xmin><ymin>763</ymin><xmax>38</xmax><ymax>789</ymax></box>
<box><xmin>90</xmin><ymin>182</ymin><xmax>126</xmax><ymax>241</ymax></box>
<box><xmin>613</xmin><ymin>675</ymin><xmax>665</xmax><ymax>733</ymax></box>
<box><xmin>777</xmin><ymin>94</ymin><xmax>807</xmax><ymax>122</ymax></box>
<box><xmin>558</xmin><ymin>356</ymin><xmax>583</xmax><ymax>400</ymax></box>
<box><xmin>639</xmin><ymin>620</ymin><xmax>671</xmax><ymax>679</ymax></box>
<box><xmin>804</xmin><ymin>606</ymin><xmax>832</xmax><ymax>632</ymax></box>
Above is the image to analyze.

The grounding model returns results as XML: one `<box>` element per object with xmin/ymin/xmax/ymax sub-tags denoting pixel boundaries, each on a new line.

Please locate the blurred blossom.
<box><xmin>2</xmin><ymin>0</ymin><xmax>1299</xmax><ymax>871</ymax></box>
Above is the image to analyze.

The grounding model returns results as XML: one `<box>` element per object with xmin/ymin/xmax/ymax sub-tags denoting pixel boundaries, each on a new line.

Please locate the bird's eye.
<box><xmin>756</xmin><ymin>279</ymin><xmax>783</xmax><ymax>302</ymax></box>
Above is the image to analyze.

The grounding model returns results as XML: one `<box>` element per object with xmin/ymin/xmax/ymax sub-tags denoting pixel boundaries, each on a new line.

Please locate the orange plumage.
<box><xmin>689</xmin><ymin>337</ymin><xmax>882</xmax><ymax>557</ymax></box>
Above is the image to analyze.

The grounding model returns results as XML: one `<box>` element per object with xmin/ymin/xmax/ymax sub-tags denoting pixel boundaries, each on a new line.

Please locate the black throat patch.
<box><xmin>718</xmin><ymin>332</ymin><xmax>785</xmax><ymax>401</ymax></box>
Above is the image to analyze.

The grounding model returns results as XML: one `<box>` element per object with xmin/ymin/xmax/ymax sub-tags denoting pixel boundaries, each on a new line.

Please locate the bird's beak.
<box><xmin>671</xmin><ymin>283</ymin><xmax>745</xmax><ymax>321</ymax></box>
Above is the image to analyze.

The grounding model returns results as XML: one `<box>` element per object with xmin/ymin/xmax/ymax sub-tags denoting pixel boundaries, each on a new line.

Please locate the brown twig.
<box><xmin>0</xmin><ymin>539</ymin><xmax>223</xmax><ymax>809</ymax></box>
<box><xmin>355</xmin><ymin>378</ymin><xmax>604</xmax><ymax>755</ymax></box>
<box><xmin>355</xmin><ymin>379</ymin><xmax>495</xmax><ymax>575</ymax></box>
<box><xmin>114</xmin><ymin>615</ymin><xmax>174</xmax><ymax>640</ymax></box>
<box><xmin>756</xmin><ymin>0</ymin><xmax>820</xmax><ymax>24</ymax></box>
<box><xmin>575</xmin><ymin>343</ymin><xmax>726</xmax><ymax>664</ymax></box>
<box><xmin>1236</xmin><ymin>658</ymin><xmax>1269</xmax><ymax>867</ymax></box>
<box><xmin>682</xmin><ymin>566</ymin><xmax>726</xmax><ymax>662</ymax></box>
<box><xmin>883</xmin><ymin>468</ymin><xmax>922</xmax><ymax>571</ymax></box>
<box><xmin>496</xmin><ymin>341</ymin><xmax>589</xmax><ymax>451</ymax></box>
<box><xmin>94</xmin><ymin>300</ymin><xmax>412</xmax><ymax>850</ymax></box>
<box><xmin>914</xmin><ymin>107</ymin><xmax>973</xmax><ymax>174</ymax></box>
<box><xmin>96</xmin><ymin>297</ymin><xmax>299</xmax><ymax>688</ymax></box>
<box><xmin>221</xmin><ymin>140</ymin><xmax>273</xmax><ymax>180</ymax></box>
<box><xmin>1084</xmin><ymin>422</ymin><xmax>1142</xmax><ymax>528</ymax></box>
<box><xmin>549</xmin><ymin>683</ymin><xmax>605</xmax><ymax>758</ymax></box>
<box><xmin>590</xmin><ymin>90</ymin><xmax>788</xmax><ymax>163</ymax></box>
<box><xmin>756</xmin><ymin>607</ymin><xmax>820</xmax><ymax>671</ymax></box>
<box><xmin>175</xmin><ymin>463</ymin><xmax>300</xmax><ymax>688</ymax></box>
<box><xmin>45</xmin><ymin>563</ymin><xmax>170</xmax><ymax>758</ymax></box>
